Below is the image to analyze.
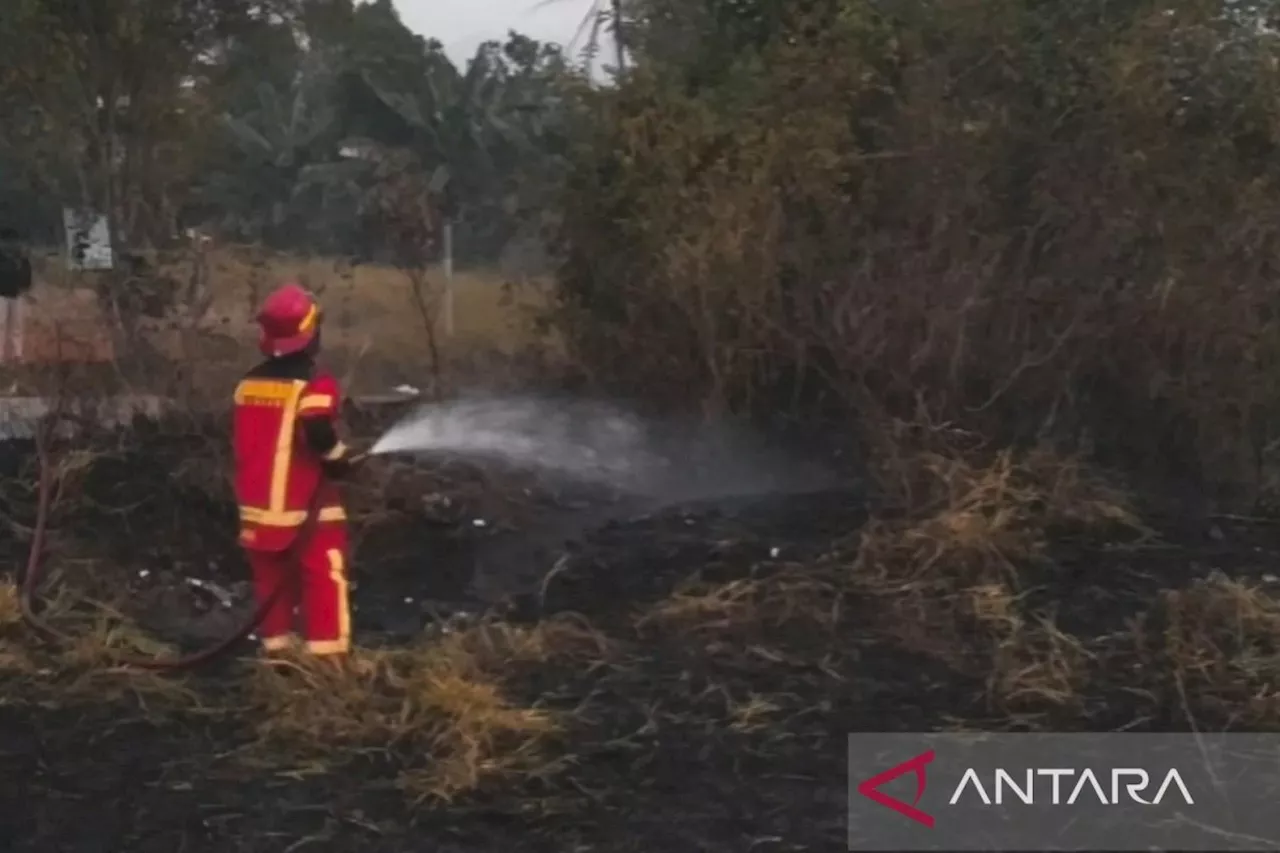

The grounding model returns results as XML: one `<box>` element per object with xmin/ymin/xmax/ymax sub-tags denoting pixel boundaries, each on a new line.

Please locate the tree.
<box><xmin>0</xmin><ymin>0</ymin><xmax>291</xmax><ymax>247</ymax></box>
<box><xmin>197</xmin><ymin>46</ymin><xmax>345</xmax><ymax>247</ymax></box>
<box><xmin>346</xmin><ymin>27</ymin><xmax>581</xmax><ymax>259</ymax></box>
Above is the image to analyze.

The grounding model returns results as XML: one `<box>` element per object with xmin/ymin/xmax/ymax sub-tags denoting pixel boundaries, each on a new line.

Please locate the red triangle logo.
<box><xmin>856</xmin><ymin>749</ymin><xmax>935</xmax><ymax>828</ymax></box>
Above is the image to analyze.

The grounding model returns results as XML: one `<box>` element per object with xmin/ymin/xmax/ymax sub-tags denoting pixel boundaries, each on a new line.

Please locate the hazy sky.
<box><xmin>392</xmin><ymin>0</ymin><xmax>596</xmax><ymax>67</ymax></box>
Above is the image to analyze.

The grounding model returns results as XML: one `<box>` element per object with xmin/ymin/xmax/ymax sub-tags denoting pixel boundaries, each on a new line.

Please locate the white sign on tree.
<box><xmin>62</xmin><ymin>208</ymin><xmax>114</xmax><ymax>270</ymax></box>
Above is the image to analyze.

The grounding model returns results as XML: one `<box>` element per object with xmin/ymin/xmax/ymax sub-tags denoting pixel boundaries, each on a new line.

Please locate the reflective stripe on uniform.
<box><xmin>306</xmin><ymin>639</ymin><xmax>349</xmax><ymax>655</ymax></box>
<box><xmin>234</xmin><ymin>379</ymin><xmax>297</xmax><ymax>405</ymax></box>
<box><xmin>305</xmin><ymin>547</ymin><xmax>350</xmax><ymax>656</ymax></box>
<box><xmin>240</xmin><ymin>505</ymin><xmax>347</xmax><ymax>526</ymax></box>
<box><xmin>329</xmin><ymin>548</ymin><xmax>350</xmax><ymax>646</ymax></box>
<box><xmin>298</xmin><ymin>393</ymin><xmax>334</xmax><ymax>413</ymax></box>
<box><xmin>322</xmin><ymin>440</ymin><xmax>348</xmax><ymax>462</ymax></box>
<box><xmin>269</xmin><ymin>381</ymin><xmax>306</xmax><ymax>514</ymax></box>
<box><xmin>261</xmin><ymin>634</ymin><xmax>296</xmax><ymax>652</ymax></box>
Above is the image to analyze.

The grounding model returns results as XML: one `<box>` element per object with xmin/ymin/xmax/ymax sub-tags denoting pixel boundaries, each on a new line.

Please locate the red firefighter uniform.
<box><xmin>233</xmin><ymin>282</ymin><xmax>355</xmax><ymax>657</ymax></box>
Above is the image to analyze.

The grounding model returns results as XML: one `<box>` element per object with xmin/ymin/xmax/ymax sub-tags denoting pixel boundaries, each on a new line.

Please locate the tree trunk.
<box><xmin>611</xmin><ymin>0</ymin><xmax>627</xmax><ymax>72</ymax></box>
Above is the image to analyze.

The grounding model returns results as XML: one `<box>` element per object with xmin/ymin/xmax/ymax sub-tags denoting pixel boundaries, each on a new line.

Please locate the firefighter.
<box><xmin>232</xmin><ymin>281</ymin><xmax>359</xmax><ymax>661</ymax></box>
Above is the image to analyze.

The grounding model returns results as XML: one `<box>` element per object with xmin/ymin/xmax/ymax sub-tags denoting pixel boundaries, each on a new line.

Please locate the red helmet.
<box><xmin>256</xmin><ymin>281</ymin><xmax>322</xmax><ymax>357</ymax></box>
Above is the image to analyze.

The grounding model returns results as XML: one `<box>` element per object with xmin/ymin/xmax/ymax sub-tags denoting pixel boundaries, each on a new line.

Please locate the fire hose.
<box><xmin>16</xmin><ymin>409</ymin><xmax>338</xmax><ymax>672</ymax></box>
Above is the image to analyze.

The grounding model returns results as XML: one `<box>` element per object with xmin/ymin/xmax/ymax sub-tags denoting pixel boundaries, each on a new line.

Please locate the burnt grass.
<box><xmin>3</xmin><ymin>430</ymin><xmax>1280</xmax><ymax>852</ymax></box>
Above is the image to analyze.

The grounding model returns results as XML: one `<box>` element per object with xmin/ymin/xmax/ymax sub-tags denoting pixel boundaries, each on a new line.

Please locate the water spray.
<box><xmin>365</xmin><ymin>395</ymin><xmax>837</xmax><ymax>510</ymax></box>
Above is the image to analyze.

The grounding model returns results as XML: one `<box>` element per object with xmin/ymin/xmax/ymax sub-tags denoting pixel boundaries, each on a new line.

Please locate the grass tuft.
<box><xmin>246</xmin><ymin>616</ymin><xmax>609</xmax><ymax>801</ymax></box>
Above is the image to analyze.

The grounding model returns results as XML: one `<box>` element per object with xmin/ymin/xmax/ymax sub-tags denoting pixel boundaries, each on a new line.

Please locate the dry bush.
<box><xmin>855</xmin><ymin>444</ymin><xmax>1141</xmax><ymax>589</ymax></box>
<box><xmin>850</xmin><ymin>442</ymin><xmax>1140</xmax><ymax>705</ymax></box>
<box><xmin>552</xmin><ymin>1</ymin><xmax>1280</xmax><ymax>504</ymax></box>
<box><xmin>1154</xmin><ymin>573</ymin><xmax>1280</xmax><ymax>727</ymax></box>
<box><xmin>246</xmin><ymin>615</ymin><xmax>609</xmax><ymax>802</ymax></box>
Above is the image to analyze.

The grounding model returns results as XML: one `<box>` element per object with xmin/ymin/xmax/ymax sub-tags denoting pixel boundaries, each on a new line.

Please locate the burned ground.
<box><xmin>3</xmin><ymin>431</ymin><xmax>1280</xmax><ymax>852</ymax></box>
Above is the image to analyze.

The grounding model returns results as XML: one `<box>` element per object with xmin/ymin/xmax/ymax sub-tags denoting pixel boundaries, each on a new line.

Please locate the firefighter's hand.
<box><xmin>344</xmin><ymin>442</ymin><xmax>374</xmax><ymax>468</ymax></box>
<box><xmin>322</xmin><ymin>444</ymin><xmax>363</xmax><ymax>478</ymax></box>
<box><xmin>325</xmin><ymin>445</ymin><xmax>370</xmax><ymax>477</ymax></box>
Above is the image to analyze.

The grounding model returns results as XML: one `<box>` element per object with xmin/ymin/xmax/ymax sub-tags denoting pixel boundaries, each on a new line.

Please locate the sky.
<box><xmin>391</xmin><ymin>0</ymin><xmax>597</xmax><ymax>67</ymax></box>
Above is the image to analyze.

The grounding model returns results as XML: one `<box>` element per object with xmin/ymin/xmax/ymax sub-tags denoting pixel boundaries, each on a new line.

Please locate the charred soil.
<box><xmin>2</xmin><ymin>433</ymin><xmax>1280</xmax><ymax>852</ymax></box>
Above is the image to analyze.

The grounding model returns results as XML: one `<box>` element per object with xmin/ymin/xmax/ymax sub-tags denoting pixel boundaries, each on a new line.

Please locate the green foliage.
<box><xmin>0</xmin><ymin>0</ymin><xmax>584</xmax><ymax>263</ymax></box>
<box><xmin>198</xmin><ymin>47</ymin><xmax>344</xmax><ymax>246</ymax></box>
<box><xmin>0</xmin><ymin>0</ymin><xmax>294</xmax><ymax>243</ymax></box>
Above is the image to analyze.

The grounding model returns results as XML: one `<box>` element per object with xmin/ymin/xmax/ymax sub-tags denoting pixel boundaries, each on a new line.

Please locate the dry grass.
<box><xmin>635</xmin><ymin>572</ymin><xmax>839</xmax><ymax>637</ymax></box>
<box><xmin>0</xmin><ymin>579</ymin><xmax>34</xmax><ymax>675</ymax></box>
<box><xmin>847</xmin><ymin>445</ymin><xmax>1143</xmax><ymax>703</ymax></box>
<box><xmin>1155</xmin><ymin>573</ymin><xmax>1280</xmax><ymax>726</ymax></box>
<box><xmin>57</xmin><ymin>602</ymin><xmax>178</xmax><ymax>668</ymax></box>
<box><xmin>181</xmin><ymin>247</ymin><xmax>555</xmax><ymax>394</ymax></box>
<box><xmin>629</xmin><ymin>445</ymin><xmax>1140</xmax><ymax>712</ymax></box>
<box><xmin>858</xmin><ymin>447</ymin><xmax>1143</xmax><ymax>588</ymax></box>
<box><xmin>2</xmin><ymin>576</ymin><xmax>611</xmax><ymax>798</ymax></box>
<box><xmin>193</xmin><ymin>247</ymin><xmax>552</xmax><ymax>368</ymax></box>
<box><xmin>246</xmin><ymin>615</ymin><xmax>610</xmax><ymax>802</ymax></box>
<box><xmin>0</xmin><ymin>582</ymin><xmax>206</xmax><ymax>706</ymax></box>
<box><xmin>0</xmin><ymin>579</ymin><xmax>19</xmax><ymax>627</ymax></box>
<box><xmin>30</xmin><ymin>245</ymin><xmax>548</xmax><ymax>353</ymax></box>
<box><xmin>21</xmin><ymin>244</ymin><xmax>556</xmax><ymax>401</ymax></box>
<box><xmin>988</xmin><ymin>613</ymin><xmax>1093</xmax><ymax>714</ymax></box>
<box><xmin>727</xmin><ymin>693</ymin><xmax>784</xmax><ymax>733</ymax></box>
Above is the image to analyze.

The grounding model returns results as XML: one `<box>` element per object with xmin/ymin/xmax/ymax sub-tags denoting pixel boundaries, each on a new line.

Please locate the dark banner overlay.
<box><xmin>847</xmin><ymin>733</ymin><xmax>1280</xmax><ymax>851</ymax></box>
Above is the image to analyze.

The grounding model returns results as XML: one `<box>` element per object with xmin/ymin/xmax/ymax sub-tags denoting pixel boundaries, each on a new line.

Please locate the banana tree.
<box><xmin>199</xmin><ymin>48</ymin><xmax>341</xmax><ymax>245</ymax></box>
<box><xmin>350</xmin><ymin>34</ymin><xmax>576</xmax><ymax>260</ymax></box>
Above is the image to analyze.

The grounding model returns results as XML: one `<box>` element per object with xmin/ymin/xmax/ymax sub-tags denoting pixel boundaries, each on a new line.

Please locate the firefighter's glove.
<box><xmin>319</xmin><ymin>442</ymin><xmax>358</xmax><ymax>477</ymax></box>
<box><xmin>345</xmin><ymin>442</ymin><xmax>371</xmax><ymax>465</ymax></box>
<box><xmin>324</xmin><ymin>443</ymin><xmax>372</xmax><ymax>478</ymax></box>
